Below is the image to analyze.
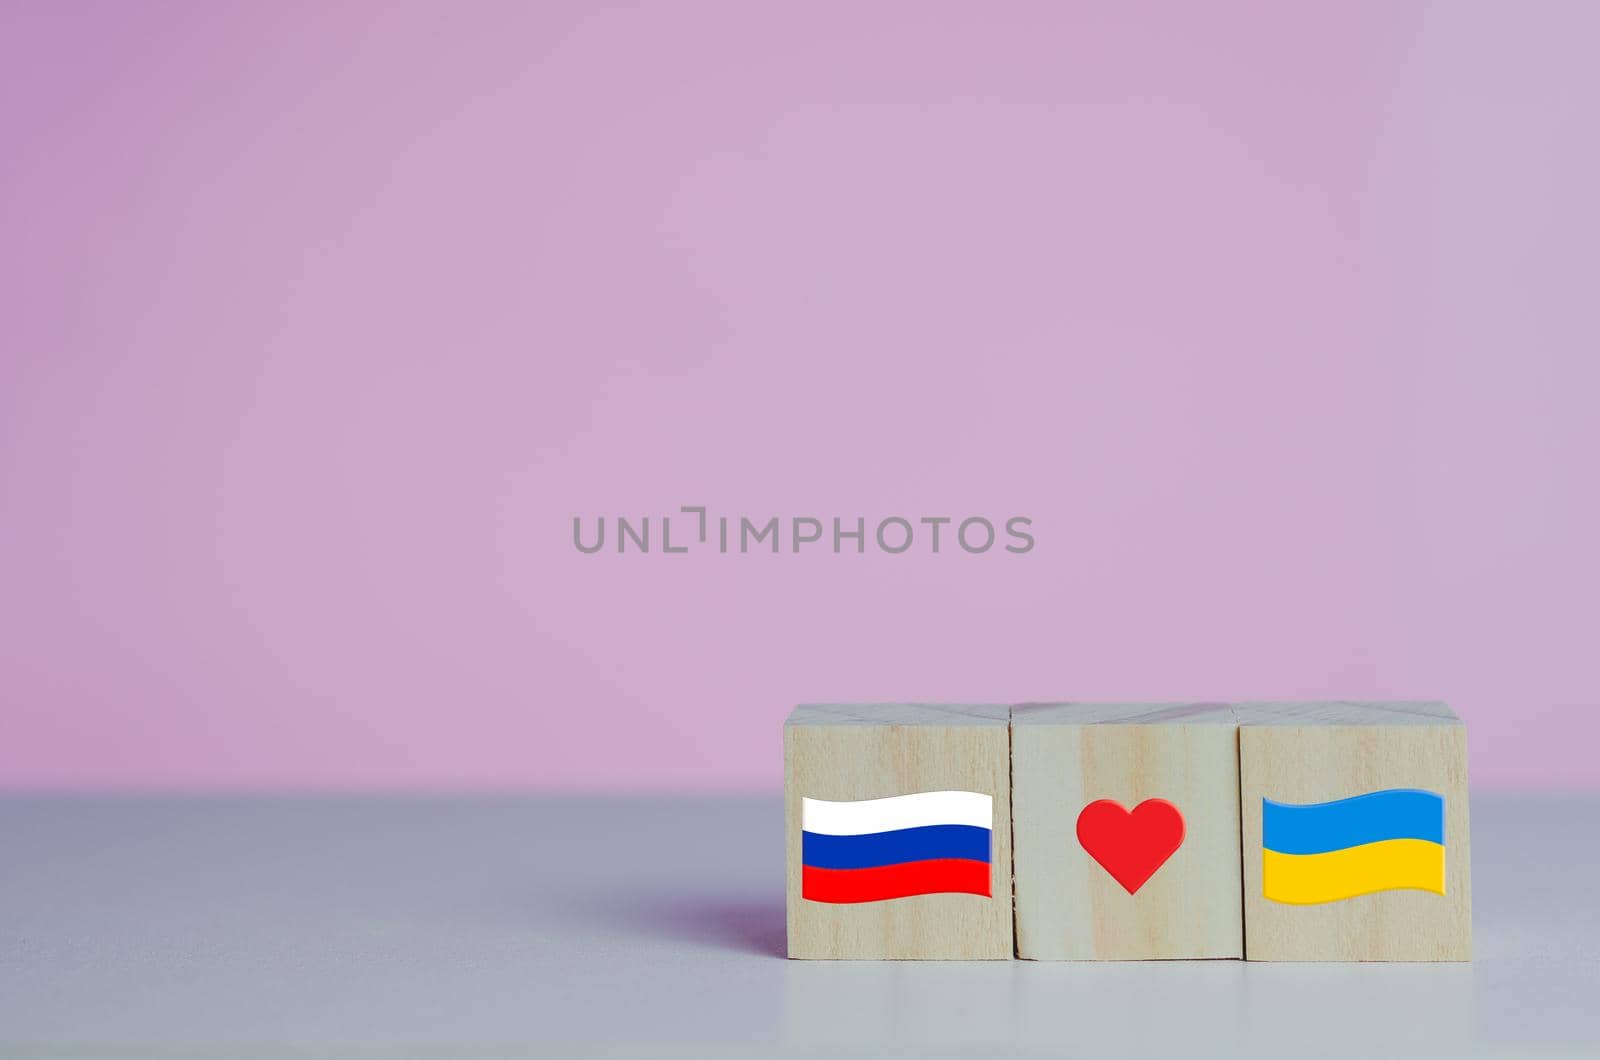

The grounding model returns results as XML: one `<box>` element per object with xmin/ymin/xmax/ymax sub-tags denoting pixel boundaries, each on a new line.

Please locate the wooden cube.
<box><xmin>784</xmin><ymin>704</ymin><xmax>1012</xmax><ymax>959</ymax></box>
<box><xmin>1010</xmin><ymin>703</ymin><xmax>1243</xmax><ymax>960</ymax></box>
<box><xmin>1237</xmin><ymin>702</ymin><xmax>1471</xmax><ymax>961</ymax></box>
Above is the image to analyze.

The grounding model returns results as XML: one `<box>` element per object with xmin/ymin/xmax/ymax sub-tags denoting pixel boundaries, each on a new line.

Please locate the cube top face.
<box><xmin>1238</xmin><ymin>707</ymin><xmax>1471</xmax><ymax>961</ymax></box>
<box><xmin>787</xmin><ymin>703</ymin><xmax>1010</xmax><ymax>727</ymax></box>
<box><xmin>1011</xmin><ymin>704</ymin><xmax>1243</xmax><ymax>960</ymax></box>
<box><xmin>1012</xmin><ymin>702</ymin><xmax>1239</xmax><ymax>727</ymax></box>
<box><xmin>785</xmin><ymin>705</ymin><xmax>1011</xmax><ymax>960</ymax></box>
<box><xmin>1232</xmin><ymin>701</ymin><xmax>1460</xmax><ymax>727</ymax></box>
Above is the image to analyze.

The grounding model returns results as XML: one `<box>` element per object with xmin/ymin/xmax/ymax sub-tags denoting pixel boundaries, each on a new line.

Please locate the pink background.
<box><xmin>3</xmin><ymin>2</ymin><xmax>1596</xmax><ymax>791</ymax></box>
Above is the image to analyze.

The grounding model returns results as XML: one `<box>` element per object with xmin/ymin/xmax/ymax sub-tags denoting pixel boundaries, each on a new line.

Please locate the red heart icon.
<box><xmin>1075</xmin><ymin>798</ymin><xmax>1186</xmax><ymax>894</ymax></box>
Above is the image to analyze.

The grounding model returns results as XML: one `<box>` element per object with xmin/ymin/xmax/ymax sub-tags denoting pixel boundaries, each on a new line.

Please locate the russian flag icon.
<box><xmin>800</xmin><ymin>791</ymin><xmax>993</xmax><ymax>903</ymax></box>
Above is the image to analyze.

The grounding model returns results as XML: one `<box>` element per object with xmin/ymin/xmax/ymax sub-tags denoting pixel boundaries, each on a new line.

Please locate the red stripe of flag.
<box><xmin>801</xmin><ymin>858</ymin><xmax>991</xmax><ymax>903</ymax></box>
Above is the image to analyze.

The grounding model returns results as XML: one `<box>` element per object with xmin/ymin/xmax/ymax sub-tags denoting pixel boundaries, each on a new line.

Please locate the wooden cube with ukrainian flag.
<box><xmin>1237</xmin><ymin>702</ymin><xmax>1472</xmax><ymax>961</ymax></box>
<box><xmin>784</xmin><ymin>704</ymin><xmax>1012</xmax><ymax>959</ymax></box>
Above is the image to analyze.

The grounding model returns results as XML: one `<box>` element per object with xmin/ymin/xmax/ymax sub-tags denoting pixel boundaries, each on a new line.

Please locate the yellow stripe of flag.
<box><xmin>1262</xmin><ymin>838</ymin><xmax>1446</xmax><ymax>905</ymax></box>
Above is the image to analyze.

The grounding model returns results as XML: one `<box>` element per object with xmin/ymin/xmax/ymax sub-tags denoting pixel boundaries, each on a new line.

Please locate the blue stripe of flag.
<box><xmin>802</xmin><ymin>824</ymin><xmax>992</xmax><ymax>870</ymax></box>
<box><xmin>1263</xmin><ymin>789</ymin><xmax>1445</xmax><ymax>855</ymax></box>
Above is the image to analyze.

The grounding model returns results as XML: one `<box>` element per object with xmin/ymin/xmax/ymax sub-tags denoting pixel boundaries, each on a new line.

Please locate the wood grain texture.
<box><xmin>785</xmin><ymin>704</ymin><xmax>1012</xmax><ymax>960</ymax></box>
<box><xmin>1011</xmin><ymin>703</ymin><xmax>1243</xmax><ymax>960</ymax></box>
<box><xmin>1237</xmin><ymin>702</ymin><xmax>1472</xmax><ymax>961</ymax></box>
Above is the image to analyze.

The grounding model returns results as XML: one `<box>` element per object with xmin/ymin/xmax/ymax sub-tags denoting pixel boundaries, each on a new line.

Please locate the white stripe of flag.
<box><xmin>801</xmin><ymin>790</ymin><xmax>992</xmax><ymax>836</ymax></box>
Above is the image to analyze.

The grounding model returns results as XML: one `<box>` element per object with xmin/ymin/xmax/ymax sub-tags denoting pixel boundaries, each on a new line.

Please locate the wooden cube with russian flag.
<box><xmin>784</xmin><ymin>704</ymin><xmax>1012</xmax><ymax>959</ymax></box>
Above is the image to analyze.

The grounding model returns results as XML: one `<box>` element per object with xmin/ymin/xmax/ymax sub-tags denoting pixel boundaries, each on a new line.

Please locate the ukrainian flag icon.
<box><xmin>1262</xmin><ymin>789</ymin><xmax>1446</xmax><ymax>905</ymax></box>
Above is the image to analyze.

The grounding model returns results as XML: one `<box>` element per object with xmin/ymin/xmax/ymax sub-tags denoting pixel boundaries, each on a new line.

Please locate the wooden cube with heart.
<box><xmin>784</xmin><ymin>703</ymin><xmax>1014</xmax><ymax>959</ymax></box>
<box><xmin>1010</xmin><ymin>703</ymin><xmax>1243</xmax><ymax>960</ymax></box>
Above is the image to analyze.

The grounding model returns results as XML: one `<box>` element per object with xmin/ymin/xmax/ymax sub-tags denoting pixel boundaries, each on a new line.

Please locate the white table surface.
<box><xmin>1</xmin><ymin>794</ymin><xmax>1596</xmax><ymax>1058</ymax></box>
